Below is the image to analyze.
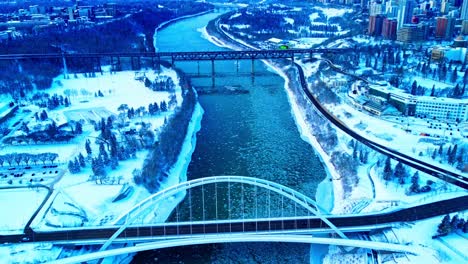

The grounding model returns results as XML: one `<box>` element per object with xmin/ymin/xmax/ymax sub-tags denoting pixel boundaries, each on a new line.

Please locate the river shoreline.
<box><xmin>203</xmin><ymin>13</ymin><xmax>340</xmax><ymax>214</ymax></box>
<box><xmin>153</xmin><ymin>10</ymin><xmax>215</xmax><ymax>52</ymax></box>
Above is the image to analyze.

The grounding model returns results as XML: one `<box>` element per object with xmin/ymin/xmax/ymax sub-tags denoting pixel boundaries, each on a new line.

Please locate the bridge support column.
<box><xmin>236</xmin><ymin>60</ymin><xmax>239</xmax><ymax>74</ymax></box>
<box><xmin>251</xmin><ymin>58</ymin><xmax>255</xmax><ymax>75</ymax></box>
<box><xmin>130</xmin><ymin>57</ymin><xmax>135</xmax><ymax>71</ymax></box>
<box><xmin>61</xmin><ymin>53</ymin><xmax>68</xmax><ymax>79</ymax></box>
<box><xmin>137</xmin><ymin>56</ymin><xmax>141</xmax><ymax>70</ymax></box>
<box><xmin>110</xmin><ymin>56</ymin><xmax>114</xmax><ymax>72</ymax></box>
<box><xmin>197</xmin><ymin>61</ymin><xmax>200</xmax><ymax>76</ymax></box>
<box><xmin>156</xmin><ymin>59</ymin><xmax>161</xmax><ymax>73</ymax></box>
<box><xmin>211</xmin><ymin>59</ymin><xmax>215</xmax><ymax>77</ymax></box>
<box><xmin>291</xmin><ymin>55</ymin><xmax>295</xmax><ymax>66</ymax></box>
<box><xmin>96</xmin><ymin>57</ymin><xmax>102</xmax><ymax>75</ymax></box>
<box><xmin>117</xmin><ymin>56</ymin><xmax>121</xmax><ymax>72</ymax></box>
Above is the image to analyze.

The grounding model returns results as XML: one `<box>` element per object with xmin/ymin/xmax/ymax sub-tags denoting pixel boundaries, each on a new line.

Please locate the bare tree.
<box><xmin>23</xmin><ymin>154</ymin><xmax>31</xmax><ymax>165</ymax></box>
<box><xmin>14</xmin><ymin>154</ymin><xmax>22</xmax><ymax>166</ymax></box>
<box><xmin>47</xmin><ymin>153</ymin><xmax>58</xmax><ymax>164</ymax></box>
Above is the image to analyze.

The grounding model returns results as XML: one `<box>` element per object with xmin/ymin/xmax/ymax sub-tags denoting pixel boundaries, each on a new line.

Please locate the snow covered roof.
<box><xmin>267</xmin><ymin>37</ymin><xmax>282</xmax><ymax>43</ymax></box>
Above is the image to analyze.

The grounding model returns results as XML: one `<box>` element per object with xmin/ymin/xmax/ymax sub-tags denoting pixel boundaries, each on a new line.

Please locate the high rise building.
<box><xmin>361</xmin><ymin>0</ymin><xmax>369</xmax><ymax>9</ymax></box>
<box><xmin>436</xmin><ymin>16</ymin><xmax>455</xmax><ymax>39</ymax></box>
<box><xmin>369</xmin><ymin>15</ymin><xmax>385</xmax><ymax>35</ymax></box>
<box><xmin>397</xmin><ymin>0</ymin><xmax>416</xmax><ymax>29</ymax></box>
<box><xmin>462</xmin><ymin>0</ymin><xmax>468</xmax><ymax>20</ymax></box>
<box><xmin>382</xmin><ymin>18</ymin><xmax>398</xmax><ymax>39</ymax></box>
<box><xmin>441</xmin><ymin>0</ymin><xmax>451</xmax><ymax>13</ymax></box>
<box><xmin>386</xmin><ymin>0</ymin><xmax>399</xmax><ymax>18</ymax></box>
<box><xmin>462</xmin><ymin>20</ymin><xmax>468</xmax><ymax>34</ymax></box>
<box><xmin>370</xmin><ymin>1</ymin><xmax>384</xmax><ymax>15</ymax></box>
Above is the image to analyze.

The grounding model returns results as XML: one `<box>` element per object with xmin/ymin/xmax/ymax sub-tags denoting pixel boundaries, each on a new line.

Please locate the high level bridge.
<box><xmin>0</xmin><ymin>48</ymin><xmax>351</xmax><ymax>73</ymax></box>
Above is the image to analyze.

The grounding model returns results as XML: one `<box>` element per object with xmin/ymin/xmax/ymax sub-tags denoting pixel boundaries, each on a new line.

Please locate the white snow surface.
<box><xmin>309</xmin><ymin>13</ymin><xmax>319</xmax><ymax>22</ymax></box>
<box><xmin>229</xmin><ymin>13</ymin><xmax>241</xmax><ymax>20</ymax></box>
<box><xmin>284</xmin><ymin>17</ymin><xmax>294</xmax><ymax>25</ymax></box>
<box><xmin>0</xmin><ymin>243</ymin><xmax>62</xmax><ymax>263</ymax></box>
<box><xmin>49</xmin><ymin>69</ymin><xmax>181</xmax><ymax>116</ymax></box>
<box><xmin>315</xmin><ymin>6</ymin><xmax>352</xmax><ymax>18</ymax></box>
<box><xmin>0</xmin><ymin>188</ymin><xmax>48</xmax><ymax>234</ymax></box>
<box><xmin>232</xmin><ymin>24</ymin><xmax>250</xmax><ymax>29</ymax></box>
<box><xmin>290</xmin><ymin>38</ymin><xmax>327</xmax><ymax>48</ymax></box>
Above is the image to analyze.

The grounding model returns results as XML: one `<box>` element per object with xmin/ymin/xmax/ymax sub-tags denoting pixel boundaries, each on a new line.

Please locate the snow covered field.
<box><xmin>0</xmin><ymin>63</ymin><xmax>205</xmax><ymax>262</ymax></box>
<box><xmin>0</xmin><ymin>187</ymin><xmax>48</xmax><ymax>234</ymax></box>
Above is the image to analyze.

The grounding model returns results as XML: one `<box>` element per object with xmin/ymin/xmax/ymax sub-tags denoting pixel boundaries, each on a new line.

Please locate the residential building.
<box><xmin>386</xmin><ymin>0</ymin><xmax>399</xmax><ymax>18</ymax></box>
<box><xmin>382</xmin><ymin>18</ymin><xmax>398</xmax><ymax>39</ymax></box>
<box><xmin>369</xmin><ymin>15</ymin><xmax>385</xmax><ymax>35</ymax></box>
<box><xmin>436</xmin><ymin>16</ymin><xmax>455</xmax><ymax>39</ymax></box>
<box><xmin>462</xmin><ymin>20</ymin><xmax>468</xmax><ymax>34</ymax></box>
<box><xmin>462</xmin><ymin>0</ymin><xmax>468</xmax><ymax>20</ymax></box>
<box><xmin>441</xmin><ymin>0</ymin><xmax>451</xmax><ymax>13</ymax></box>
<box><xmin>397</xmin><ymin>0</ymin><xmax>416</xmax><ymax>29</ymax></box>
<box><xmin>370</xmin><ymin>1</ymin><xmax>384</xmax><ymax>15</ymax></box>
<box><xmin>361</xmin><ymin>0</ymin><xmax>369</xmax><ymax>9</ymax></box>
<box><xmin>397</xmin><ymin>24</ymin><xmax>424</xmax><ymax>42</ymax></box>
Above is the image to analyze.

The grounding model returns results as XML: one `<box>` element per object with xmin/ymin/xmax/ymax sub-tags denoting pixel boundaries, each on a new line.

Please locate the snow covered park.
<box><xmin>0</xmin><ymin>64</ymin><xmax>204</xmax><ymax>233</ymax></box>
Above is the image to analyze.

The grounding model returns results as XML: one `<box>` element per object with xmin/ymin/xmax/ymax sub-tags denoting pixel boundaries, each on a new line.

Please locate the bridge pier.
<box><xmin>61</xmin><ymin>53</ymin><xmax>68</xmax><ymax>79</ymax></box>
<box><xmin>197</xmin><ymin>61</ymin><xmax>200</xmax><ymax>76</ymax></box>
<box><xmin>110</xmin><ymin>56</ymin><xmax>114</xmax><ymax>72</ymax></box>
<box><xmin>116</xmin><ymin>56</ymin><xmax>121</xmax><ymax>72</ymax></box>
<box><xmin>211</xmin><ymin>59</ymin><xmax>215</xmax><ymax>77</ymax></box>
<box><xmin>96</xmin><ymin>57</ymin><xmax>102</xmax><ymax>74</ymax></box>
<box><xmin>251</xmin><ymin>58</ymin><xmax>255</xmax><ymax>75</ymax></box>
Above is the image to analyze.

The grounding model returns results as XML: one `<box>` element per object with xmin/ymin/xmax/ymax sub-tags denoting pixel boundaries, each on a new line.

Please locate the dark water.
<box><xmin>132</xmin><ymin>12</ymin><xmax>328</xmax><ymax>264</ymax></box>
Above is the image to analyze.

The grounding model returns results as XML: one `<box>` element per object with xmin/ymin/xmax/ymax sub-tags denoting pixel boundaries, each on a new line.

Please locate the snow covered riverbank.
<box><xmin>201</xmin><ymin>14</ymin><xmax>338</xmax><ymax>213</ymax></box>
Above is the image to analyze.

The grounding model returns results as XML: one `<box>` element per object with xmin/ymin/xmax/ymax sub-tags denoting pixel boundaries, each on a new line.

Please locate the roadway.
<box><xmin>207</xmin><ymin>12</ymin><xmax>468</xmax><ymax>189</ymax></box>
<box><xmin>295</xmin><ymin>62</ymin><xmax>468</xmax><ymax>189</ymax></box>
<box><xmin>1</xmin><ymin>194</ymin><xmax>466</xmax><ymax>244</ymax></box>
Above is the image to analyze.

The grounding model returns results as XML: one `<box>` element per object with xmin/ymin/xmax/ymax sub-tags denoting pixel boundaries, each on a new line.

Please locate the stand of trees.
<box><xmin>0</xmin><ymin>152</ymin><xmax>58</xmax><ymax>166</ymax></box>
<box><xmin>135</xmin><ymin>73</ymin><xmax>197</xmax><ymax>192</ymax></box>
<box><xmin>435</xmin><ymin>214</ymin><xmax>468</xmax><ymax>237</ymax></box>
<box><xmin>428</xmin><ymin>144</ymin><xmax>466</xmax><ymax>172</ymax></box>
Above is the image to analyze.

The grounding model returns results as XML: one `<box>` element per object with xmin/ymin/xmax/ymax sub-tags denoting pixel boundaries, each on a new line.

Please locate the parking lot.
<box><xmin>0</xmin><ymin>164</ymin><xmax>62</xmax><ymax>187</ymax></box>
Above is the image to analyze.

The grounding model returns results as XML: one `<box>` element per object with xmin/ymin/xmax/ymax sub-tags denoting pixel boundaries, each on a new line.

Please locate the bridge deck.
<box><xmin>0</xmin><ymin>48</ymin><xmax>351</xmax><ymax>61</ymax></box>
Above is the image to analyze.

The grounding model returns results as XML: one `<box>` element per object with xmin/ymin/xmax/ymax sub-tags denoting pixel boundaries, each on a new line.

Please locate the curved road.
<box><xmin>210</xmin><ymin>11</ymin><xmax>467</xmax><ymax>189</ymax></box>
<box><xmin>295</xmin><ymin>62</ymin><xmax>468</xmax><ymax>189</ymax></box>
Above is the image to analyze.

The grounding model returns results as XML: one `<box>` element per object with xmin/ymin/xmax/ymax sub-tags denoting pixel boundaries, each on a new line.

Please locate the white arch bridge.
<box><xmin>42</xmin><ymin>176</ymin><xmax>425</xmax><ymax>263</ymax></box>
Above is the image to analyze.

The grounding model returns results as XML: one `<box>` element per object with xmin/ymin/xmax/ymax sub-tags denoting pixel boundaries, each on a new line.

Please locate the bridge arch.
<box><xmin>52</xmin><ymin>234</ymin><xmax>421</xmax><ymax>264</ymax></box>
<box><xmin>101</xmin><ymin>176</ymin><xmax>347</xmax><ymax>252</ymax></box>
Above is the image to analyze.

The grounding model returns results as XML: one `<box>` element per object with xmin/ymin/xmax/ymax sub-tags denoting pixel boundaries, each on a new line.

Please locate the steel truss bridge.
<box><xmin>8</xmin><ymin>176</ymin><xmax>466</xmax><ymax>263</ymax></box>
<box><xmin>0</xmin><ymin>48</ymin><xmax>350</xmax><ymax>62</ymax></box>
